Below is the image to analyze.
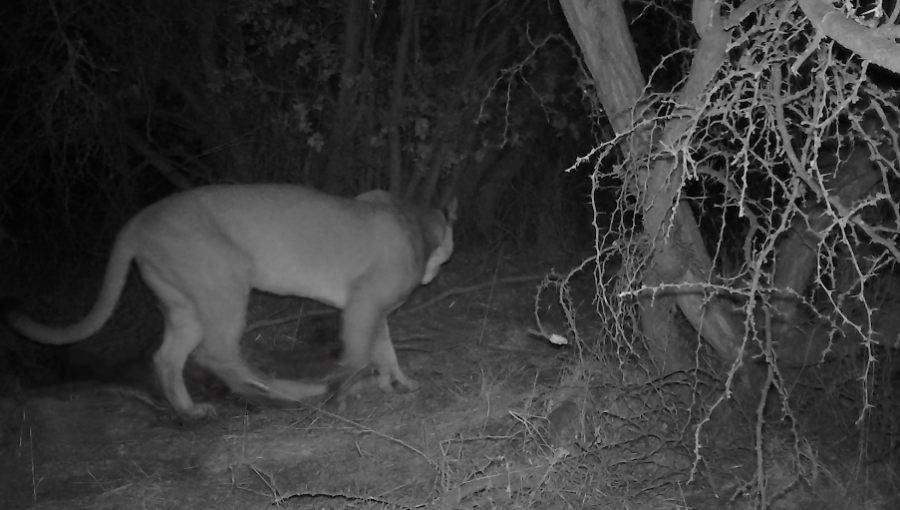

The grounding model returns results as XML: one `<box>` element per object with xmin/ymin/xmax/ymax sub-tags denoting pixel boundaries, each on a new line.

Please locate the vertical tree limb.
<box><xmin>559</xmin><ymin>0</ymin><xmax>743</xmax><ymax>372</ymax></box>
<box><xmin>387</xmin><ymin>0</ymin><xmax>416</xmax><ymax>197</ymax></box>
<box><xmin>325</xmin><ymin>0</ymin><xmax>367</xmax><ymax>190</ymax></box>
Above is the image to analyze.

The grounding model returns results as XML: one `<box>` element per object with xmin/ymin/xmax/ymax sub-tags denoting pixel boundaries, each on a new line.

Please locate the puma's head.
<box><xmin>421</xmin><ymin>198</ymin><xmax>457</xmax><ymax>285</ymax></box>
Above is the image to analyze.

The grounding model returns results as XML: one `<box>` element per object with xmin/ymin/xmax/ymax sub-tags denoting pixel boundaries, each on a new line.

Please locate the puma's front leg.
<box><xmin>332</xmin><ymin>294</ymin><xmax>419</xmax><ymax>408</ymax></box>
<box><xmin>329</xmin><ymin>296</ymin><xmax>383</xmax><ymax>404</ymax></box>
<box><xmin>371</xmin><ymin>320</ymin><xmax>418</xmax><ymax>392</ymax></box>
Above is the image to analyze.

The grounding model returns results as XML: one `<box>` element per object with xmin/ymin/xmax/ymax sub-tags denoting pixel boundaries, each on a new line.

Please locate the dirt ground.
<box><xmin>1</xmin><ymin>251</ymin><xmax>899</xmax><ymax>509</ymax></box>
<box><xmin>0</xmin><ymin>251</ymin><xmax>582</xmax><ymax>509</ymax></box>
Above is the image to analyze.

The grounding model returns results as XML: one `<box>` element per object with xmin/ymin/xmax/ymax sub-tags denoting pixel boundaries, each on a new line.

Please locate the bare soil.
<box><xmin>1</xmin><ymin>250</ymin><xmax>899</xmax><ymax>509</ymax></box>
<box><xmin>0</xmin><ymin>252</ymin><xmax>574</xmax><ymax>509</ymax></box>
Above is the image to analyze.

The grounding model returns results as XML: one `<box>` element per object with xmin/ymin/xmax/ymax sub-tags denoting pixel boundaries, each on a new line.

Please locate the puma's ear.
<box><xmin>444</xmin><ymin>197</ymin><xmax>458</xmax><ymax>223</ymax></box>
<box><xmin>356</xmin><ymin>189</ymin><xmax>395</xmax><ymax>205</ymax></box>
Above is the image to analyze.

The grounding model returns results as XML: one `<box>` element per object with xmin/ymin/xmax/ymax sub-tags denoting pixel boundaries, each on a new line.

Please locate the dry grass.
<box><xmin>0</xmin><ymin>251</ymin><xmax>898</xmax><ymax>509</ymax></box>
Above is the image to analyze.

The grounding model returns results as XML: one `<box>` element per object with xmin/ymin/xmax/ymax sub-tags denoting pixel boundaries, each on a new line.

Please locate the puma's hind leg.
<box><xmin>146</xmin><ymin>276</ymin><xmax>216</xmax><ymax>421</ymax></box>
<box><xmin>191</xmin><ymin>287</ymin><xmax>328</xmax><ymax>405</ymax></box>
<box><xmin>194</xmin><ymin>344</ymin><xmax>329</xmax><ymax>405</ymax></box>
<box><xmin>371</xmin><ymin>320</ymin><xmax>418</xmax><ymax>392</ymax></box>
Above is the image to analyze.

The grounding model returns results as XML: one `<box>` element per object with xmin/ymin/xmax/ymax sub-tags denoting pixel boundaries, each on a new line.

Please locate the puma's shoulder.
<box><xmin>353</xmin><ymin>189</ymin><xmax>457</xmax><ymax>285</ymax></box>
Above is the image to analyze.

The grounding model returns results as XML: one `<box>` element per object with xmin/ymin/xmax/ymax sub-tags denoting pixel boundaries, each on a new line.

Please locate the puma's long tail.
<box><xmin>7</xmin><ymin>222</ymin><xmax>138</xmax><ymax>345</ymax></box>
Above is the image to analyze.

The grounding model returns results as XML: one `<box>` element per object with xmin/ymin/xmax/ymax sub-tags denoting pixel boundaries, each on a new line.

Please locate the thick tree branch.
<box><xmin>797</xmin><ymin>0</ymin><xmax>900</xmax><ymax>74</ymax></box>
<box><xmin>111</xmin><ymin>119</ymin><xmax>193</xmax><ymax>191</ymax></box>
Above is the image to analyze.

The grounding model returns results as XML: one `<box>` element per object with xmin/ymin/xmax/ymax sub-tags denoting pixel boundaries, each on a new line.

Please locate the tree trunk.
<box><xmin>473</xmin><ymin>146</ymin><xmax>532</xmax><ymax>238</ymax></box>
<box><xmin>195</xmin><ymin>0</ymin><xmax>252</xmax><ymax>182</ymax></box>
<box><xmin>770</xmin><ymin>142</ymin><xmax>883</xmax><ymax>365</ymax></box>
<box><xmin>387</xmin><ymin>0</ymin><xmax>416</xmax><ymax>197</ymax></box>
<box><xmin>324</xmin><ymin>0</ymin><xmax>367</xmax><ymax>190</ymax></box>
<box><xmin>559</xmin><ymin>0</ymin><xmax>743</xmax><ymax>373</ymax></box>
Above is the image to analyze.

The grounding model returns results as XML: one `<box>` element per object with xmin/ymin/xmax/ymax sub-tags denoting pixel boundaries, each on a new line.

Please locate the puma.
<box><xmin>7</xmin><ymin>184</ymin><xmax>456</xmax><ymax>420</ymax></box>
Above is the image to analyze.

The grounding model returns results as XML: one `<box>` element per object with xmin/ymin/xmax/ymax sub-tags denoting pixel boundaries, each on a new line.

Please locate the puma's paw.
<box><xmin>398</xmin><ymin>377</ymin><xmax>419</xmax><ymax>392</ymax></box>
<box><xmin>324</xmin><ymin>374</ymin><xmax>358</xmax><ymax>412</ymax></box>
<box><xmin>376</xmin><ymin>372</ymin><xmax>396</xmax><ymax>393</ymax></box>
<box><xmin>375</xmin><ymin>368</ymin><xmax>419</xmax><ymax>393</ymax></box>
<box><xmin>388</xmin><ymin>370</ymin><xmax>419</xmax><ymax>392</ymax></box>
<box><xmin>177</xmin><ymin>403</ymin><xmax>217</xmax><ymax>423</ymax></box>
<box><xmin>324</xmin><ymin>392</ymin><xmax>348</xmax><ymax>413</ymax></box>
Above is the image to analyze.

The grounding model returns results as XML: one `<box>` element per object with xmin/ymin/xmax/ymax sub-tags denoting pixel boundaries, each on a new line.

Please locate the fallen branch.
<box><xmin>244</xmin><ymin>274</ymin><xmax>545</xmax><ymax>333</ymax></box>
<box><xmin>244</xmin><ymin>308</ymin><xmax>332</xmax><ymax>335</ymax></box>
<box><xmin>399</xmin><ymin>273</ymin><xmax>545</xmax><ymax>315</ymax></box>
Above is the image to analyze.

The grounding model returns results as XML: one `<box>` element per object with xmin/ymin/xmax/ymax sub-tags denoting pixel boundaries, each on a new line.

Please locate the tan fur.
<box><xmin>8</xmin><ymin>184</ymin><xmax>456</xmax><ymax>420</ymax></box>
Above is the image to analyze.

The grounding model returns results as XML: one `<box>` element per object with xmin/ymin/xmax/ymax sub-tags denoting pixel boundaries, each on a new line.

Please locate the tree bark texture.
<box><xmin>473</xmin><ymin>146</ymin><xmax>533</xmax><ymax>238</ymax></box>
<box><xmin>387</xmin><ymin>0</ymin><xmax>416</xmax><ymax>197</ymax></box>
<box><xmin>770</xmin><ymin>142</ymin><xmax>884</xmax><ymax>365</ymax></box>
<box><xmin>559</xmin><ymin>0</ymin><xmax>744</xmax><ymax>372</ymax></box>
<box><xmin>195</xmin><ymin>0</ymin><xmax>252</xmax><ymax>182</ymax></box>
<box><xmin>324</xmin><ymin>0</ymin><xmax>367</xmax><ymax>190</ymax></box>
<box><xmin>797</xmin><ymin>0</ymin><xmax>900</xmax><ymax>75</ymax></box>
